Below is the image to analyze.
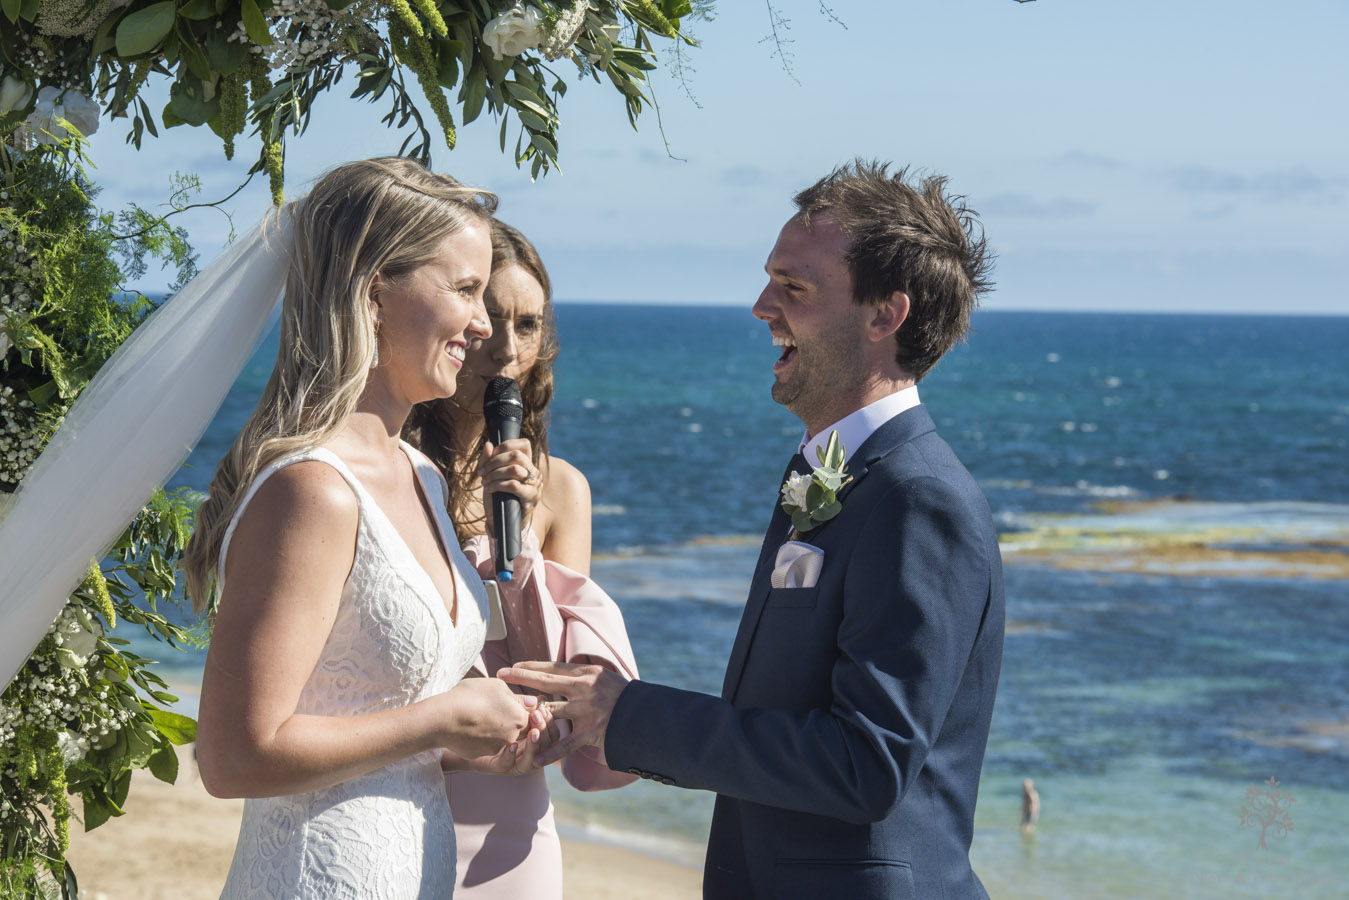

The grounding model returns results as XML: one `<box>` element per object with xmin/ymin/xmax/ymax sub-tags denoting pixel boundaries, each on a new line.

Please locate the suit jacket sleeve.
<box><xmin>604</xmin><ymin>475</ymin><xmax>999</xmax><ymax>824</ymax></box>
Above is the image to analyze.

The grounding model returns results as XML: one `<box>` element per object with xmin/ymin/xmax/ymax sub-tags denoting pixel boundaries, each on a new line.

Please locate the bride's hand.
<box><xmin>437</xmin><ymin>677</ymin><xmax>533</xmax><ymax>760</ymax></box>
<box><xmin>481</xmin><ymin>439</ymin><xmax>542</xmax><ymax>530</ymax></box>
<box><xmin>440</xmin><ymin>703</ymin><xmax>550</xmax><ymax>776</ymax></box>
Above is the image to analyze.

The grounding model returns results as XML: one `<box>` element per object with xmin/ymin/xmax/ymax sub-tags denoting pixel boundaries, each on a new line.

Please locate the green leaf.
<box><xmin>179</xmin><ymin>33</ymin><xmax>213</xmax><ymax>82</ymax></box>
<box><xmin>92</xmin><ymin>14</ymin><xmax>118</xmax><ymax>53</ymax></box>
<box><xmin>1</xmin><ymin>0</ymin><xmax>21</xmax><ymax>25</ymax></box>
<box><xmin>791</xmin><ymin>511</ymin><xmax>815</xmax><ymax>533</ymax></box>
<box><xmin>82</xmin><ymin>792</ymin><xmax>114</xmax><ymax>831</ymax></box>
<box><xmin>114</xmin><ymin>1</ymin><xmax>176</xmax><ymax>57</ymax></box>
<box><xmin>19</xmin><ymin>0</ymin><xmax>36</xmax><ymax>22</ymax></box>
<box><xmin>178</xmin><ymin>0</ymin><xmax>217</xmax><ymax>19</ymax></box>
<box><xmin>150</xmin><ymin>707</ymin><xmax>198</xmax><ymax>745</ymax></box>
<box><xmin>815</xmin><ymin>501</ymin><xmax>842</xmax><ymax>522</ymax></box>
<box><xmin>435</xmin><ymin>37</ymin><xmax>463</xmax><ymax>88</ymax></box>
<box><xmin>167</xmin><ymin>79</ymin><xmax>220</xmax><ymax>126</ymax></box>
<box><xmin>805</xmin><ymin>480</ymin><xmax>826</xmax><ymax>510</ymax></box>
<box><xmin>148</xmin><ymin>743</ymin><xmax>180</xmax><ymax>784</ymax></box>
<box><xmin>206</xmin><ymin>28</ymin><xmax>249</xmax><ymax>74</ymax></box>
<box><xmin>508</xmin><ymin>95</ymin><xmax>555</xmax><ymax>125</ymax></box>
<box><xmin>460</xmin><ymin>62</ymin><xmax>486</xmax><ymax>125</ymax></box>
<box><xmin>514</xmin><ymin>108</ymin><xmax>549</xmax><ymax>133</ymax></box>
<box><xmin>529</xmin><ymin>132</ymin><xmax>558</xmax><ymax>159</ymax></box>
<box><xmin>503</xmin><ymin>79</ymin><xmax>546</xmax><ymax>108</ymax></box>
<box><xmin>28</xmin><ymin>379</ymin><xmax>58</xmax><ymax>405</ymax></box>
<box><xmin>109</xmin><ymin>768</ymin><xmax>133</xmax><ymax>810</ymax></box>
<box><xmin>124</xmin><ymin>725</ymin><xmax>157</xmax><ymax>769</ymax></box>
<box><xmin>815</xmin><ymin>470</ymin><xmax>846</xmax><ymax>492</ymax></box>
<box><xmin>241</xmin><ymin>0</ymin><xmax>274</xmax><ymax>47</ymax></box>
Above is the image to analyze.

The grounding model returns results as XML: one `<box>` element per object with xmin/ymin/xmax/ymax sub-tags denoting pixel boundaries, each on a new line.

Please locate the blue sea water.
<box><xmin>153</xmin><ymin>308</ymin><xmax>1348</xmax><ymax>897</ymax></box>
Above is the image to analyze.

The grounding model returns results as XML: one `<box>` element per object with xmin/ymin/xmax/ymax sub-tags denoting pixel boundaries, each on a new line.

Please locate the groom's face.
<box><xmin>754</xmin><ymin>215</ymin><xmax>874</xmax><ymax>434</ymax></box>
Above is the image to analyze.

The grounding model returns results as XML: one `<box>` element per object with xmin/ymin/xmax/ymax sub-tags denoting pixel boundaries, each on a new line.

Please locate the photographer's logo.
<box><xmin>1239</xmin><ymin>776</ymin><xmax>1295</xmax><ymax>851</ymax></box>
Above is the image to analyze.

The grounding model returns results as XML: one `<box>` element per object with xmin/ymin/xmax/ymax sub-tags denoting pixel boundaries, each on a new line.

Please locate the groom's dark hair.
<box><xmin>793</xmin><ymin>160</ymin><xmax>994</xmax><ymax>380</ymax></box>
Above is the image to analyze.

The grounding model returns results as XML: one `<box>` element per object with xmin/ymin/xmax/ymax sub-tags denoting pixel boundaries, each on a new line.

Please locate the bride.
<box><xmin>184</xmin><ymin>157</ymin><xmax>546</xmax><ymax>898</ymax></box>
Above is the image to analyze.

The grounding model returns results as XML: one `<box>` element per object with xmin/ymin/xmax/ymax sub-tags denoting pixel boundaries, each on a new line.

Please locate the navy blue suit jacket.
<box><xmin>604</xmin><ymin>405</ymin><xmax>1004</xmax><ymax>899</ymax></box>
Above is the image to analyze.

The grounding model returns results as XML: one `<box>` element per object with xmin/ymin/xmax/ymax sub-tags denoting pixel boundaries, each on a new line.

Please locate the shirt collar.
<box><xmin>799</xmin><ymin>386</ymin><xmax>922</xmax><ymax>466</ymax></box>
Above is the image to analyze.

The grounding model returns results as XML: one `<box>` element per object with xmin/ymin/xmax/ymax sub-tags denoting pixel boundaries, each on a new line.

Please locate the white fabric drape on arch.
<box><xmin>0</xmin><ymin>212</ymin><xmax>292</xmax><ymax>690</ymax></box>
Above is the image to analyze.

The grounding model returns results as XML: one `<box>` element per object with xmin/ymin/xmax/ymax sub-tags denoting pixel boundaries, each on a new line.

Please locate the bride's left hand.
<box><xmin>481</xmin><ymin>439</ymin><xmax>543</xmax><ymax>529</ymax></box>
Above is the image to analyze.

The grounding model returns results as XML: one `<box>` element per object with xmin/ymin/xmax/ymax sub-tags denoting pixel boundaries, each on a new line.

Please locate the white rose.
<box><xmin>482</xmin><ymin>3</ymin><xmax>545</xmax><ymax>60</ymax></box>
<box><xmin>780</xmin><ymin>471</ymin><xmax>813</xmax><ymax>510</ymax></box>
<box><xmin>24</xmin><ymin>86</ymin><xmax>100</xmax><ymax>144</ymax></box>
<box><xmin>0</xmin><ymin>75</ymin><xmax>34</xmax><ymax>114</ymax></box>
<box><xmin>31</xmin><ymin>85</ymin><xmax>60</xmax><ymax>117</ymax></box>
<box><xmin>59</xmin><ymin>91</ymin><xmax>101</xmax><ymax>137</ymax></box>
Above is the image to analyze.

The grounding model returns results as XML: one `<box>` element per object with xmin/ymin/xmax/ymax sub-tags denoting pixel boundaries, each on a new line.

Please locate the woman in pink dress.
<box><xmin>405</xmin><ymin>219</ymin><xmax>638</xmax><ymax>898</ymax></box>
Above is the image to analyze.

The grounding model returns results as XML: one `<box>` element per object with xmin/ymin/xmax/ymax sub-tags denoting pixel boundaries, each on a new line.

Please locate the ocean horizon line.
<box><xmin>549</xmin><ymin>300</ymin><xmax>1349</xmax><ymax>318</ymax></box>
<box><xmin>128</xmin><ymin>289</ymin><xmax>1348</xmax><ymax>319</ymax></box>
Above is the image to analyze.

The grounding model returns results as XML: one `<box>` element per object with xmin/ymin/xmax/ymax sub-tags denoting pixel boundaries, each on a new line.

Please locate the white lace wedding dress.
<box><xmin>217</xmin><ymin>443</ymin><xmax>487</xmax><ymax>899</ymax></box>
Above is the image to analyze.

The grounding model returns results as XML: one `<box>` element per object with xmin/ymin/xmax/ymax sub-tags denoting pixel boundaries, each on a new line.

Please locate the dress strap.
<box><xmin>216</xmin><ymin>447</ymin><xmax>363</xmax><ymax>596</ymax></box>
<box><xmin>399</xmin><ymin>441</ymin><xmax>491</xmax><ymax>631</ymax></box>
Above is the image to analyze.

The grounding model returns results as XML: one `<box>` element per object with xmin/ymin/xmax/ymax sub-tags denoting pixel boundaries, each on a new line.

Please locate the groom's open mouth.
<box><xmin>772</xmin><ymin>334</ymin><xmax>798</xmax><ymax>372</ymax></box>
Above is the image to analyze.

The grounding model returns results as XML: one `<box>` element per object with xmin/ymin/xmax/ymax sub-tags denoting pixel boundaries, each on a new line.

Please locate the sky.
<box><xmin>84</xmin><ymin>0</ymin><xmax>1349</xmax><ymax>314</ymax></box>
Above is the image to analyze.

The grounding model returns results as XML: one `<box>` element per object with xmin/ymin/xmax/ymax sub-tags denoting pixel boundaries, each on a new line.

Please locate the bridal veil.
<box><xmin>0</xmin><ymin>210</ymin><xmax>293</xmax><ymax>689</ymax></box>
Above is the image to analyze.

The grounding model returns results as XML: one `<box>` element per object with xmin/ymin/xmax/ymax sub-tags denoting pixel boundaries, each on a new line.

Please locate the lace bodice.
<box><xmin>217</xmin><ymin>443</ymin><xmax>486</xmax><ymax>899</ymax></box>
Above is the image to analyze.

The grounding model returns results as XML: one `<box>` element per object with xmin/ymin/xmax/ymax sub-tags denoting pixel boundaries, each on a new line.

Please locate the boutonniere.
<box><xmin>780</xmin><ymin>431</ymin><xmax>852</xmax><ymax>535</ymax></box>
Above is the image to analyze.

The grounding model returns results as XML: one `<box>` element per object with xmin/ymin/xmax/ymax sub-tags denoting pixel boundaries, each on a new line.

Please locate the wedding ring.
<box><xmin>525</xmin><ymin>469</ymin><xmax>537</xmax><ymax>484</ymax></box>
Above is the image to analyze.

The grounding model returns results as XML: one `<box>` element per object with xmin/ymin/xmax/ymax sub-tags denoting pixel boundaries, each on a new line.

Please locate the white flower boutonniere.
<box><xmin>780</xmin><ymin>431</ymin><xmax>852</xmax><ymax>535</ymax></box>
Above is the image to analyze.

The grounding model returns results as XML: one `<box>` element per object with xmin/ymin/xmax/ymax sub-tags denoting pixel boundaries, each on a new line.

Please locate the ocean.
<box><xmin>150</xmin><ymin>307</ymin><xmax>1349</xmax><ymax>898</ymax></box>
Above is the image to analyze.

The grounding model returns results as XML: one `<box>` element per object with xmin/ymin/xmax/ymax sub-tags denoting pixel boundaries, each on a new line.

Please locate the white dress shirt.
<box><xmin>799</xmin><ymin>386</ymin><xmax>922</xmax><ymax>467</ymax></box>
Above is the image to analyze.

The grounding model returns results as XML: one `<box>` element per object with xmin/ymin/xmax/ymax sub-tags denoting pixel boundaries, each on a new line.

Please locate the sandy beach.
<box><xmin>63</xmin><ymin>746</ymin><xmax>702</xmax><ymax>900</ymax></box>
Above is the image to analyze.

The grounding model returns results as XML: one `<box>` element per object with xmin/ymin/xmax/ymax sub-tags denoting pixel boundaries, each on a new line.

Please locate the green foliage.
<box><xmin>782</xmin><ymin>431</ymin><xmax>852</xmax><ymax>534</ymax></box>
<box><xmin>0</xmin><ymin>1</ymin><xmax>702</xmax><ymax>196</ymax></box>
<box><xmin>0</xmin><ymin>143</ymin><xmax>201</xmax><ymax>900</ymax></box>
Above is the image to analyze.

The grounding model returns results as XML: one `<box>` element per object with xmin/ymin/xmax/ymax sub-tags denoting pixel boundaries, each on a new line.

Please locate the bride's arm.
<box><xmin>195</xmin><ymin>460</ymin><xmax>536</xmax><ymax>799</ymax></box>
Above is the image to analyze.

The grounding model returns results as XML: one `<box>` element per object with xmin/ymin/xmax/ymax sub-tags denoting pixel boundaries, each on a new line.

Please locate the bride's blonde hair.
<box><xmin>183</xmin><ymin>157</ymin><xmax>497</xmax><ymax>612</ymax></box>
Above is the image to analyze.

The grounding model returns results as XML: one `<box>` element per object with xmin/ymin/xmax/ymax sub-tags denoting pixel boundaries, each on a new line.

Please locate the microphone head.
<box><xmin>483</xmin><ymin>376</ymin><xmax>523</xmax><ymax>423</ymax></box>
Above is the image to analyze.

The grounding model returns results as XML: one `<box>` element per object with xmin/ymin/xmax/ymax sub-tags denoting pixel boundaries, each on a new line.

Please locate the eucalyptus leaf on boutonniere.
<box><xmin>780</xmin><ymin>431</ymin><xmax>852</xmax><ymax>536</ymax></box>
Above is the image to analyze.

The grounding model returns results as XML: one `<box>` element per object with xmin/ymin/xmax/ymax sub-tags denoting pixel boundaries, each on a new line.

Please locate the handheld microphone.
<box><xmin>483</xmin><ymin>376</ymin><xmax>524</xmax><ymax>581</ymax></box>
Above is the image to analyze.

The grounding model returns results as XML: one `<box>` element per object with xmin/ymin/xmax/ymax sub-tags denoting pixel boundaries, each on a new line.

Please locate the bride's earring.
<box><xmin>370</xmin><ymin>329</ymin><xmax>380</xmax><ymax>369</ymax></box>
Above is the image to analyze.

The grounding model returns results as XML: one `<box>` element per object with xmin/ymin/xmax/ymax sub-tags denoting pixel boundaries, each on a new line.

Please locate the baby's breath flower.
<box><xmin>542</xmin><ymin>0</ymin><xmax>590</xmax><ymax>61</ymax></box>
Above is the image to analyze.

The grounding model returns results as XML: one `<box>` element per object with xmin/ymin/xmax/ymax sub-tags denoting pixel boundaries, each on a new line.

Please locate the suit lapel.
<box><xmin>720</xmin><ymin>455</ymin><xmax>804</xmax><ymax>700</ymax></box>
<box><xmin>719</xmin><ymin>406</ymin><xmax>938</xmax><ymax>703</ymax></box>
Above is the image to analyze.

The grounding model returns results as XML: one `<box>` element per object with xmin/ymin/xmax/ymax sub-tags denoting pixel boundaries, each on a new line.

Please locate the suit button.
<box><xmin>627</xmin><ymin>767</ymin><xmax>642</xmax><ymax>776</ymax></box>
<box><xmin>659</xmin><ymin>776</ymin><xmax>675</xmax><ymax>785</ymax></box>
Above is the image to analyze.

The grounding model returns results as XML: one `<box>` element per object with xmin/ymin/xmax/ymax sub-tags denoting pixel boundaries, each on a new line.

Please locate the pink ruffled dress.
<box><xmin>446</xmin><ymin>529</ymin><xmax>639</xmax><ymax>899</ymax></box>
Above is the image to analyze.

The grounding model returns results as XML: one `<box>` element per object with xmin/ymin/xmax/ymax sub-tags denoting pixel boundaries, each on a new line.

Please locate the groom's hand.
<box><xmin>496</xmin><ymin>662</ymin><xmax>629</xmax><ymax>767</ymax></box>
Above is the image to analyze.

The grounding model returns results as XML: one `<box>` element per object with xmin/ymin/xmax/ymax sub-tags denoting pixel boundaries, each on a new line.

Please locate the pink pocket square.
<box><xmin>771</xmin><ymin>540</ymin><xmax>824</xmax><ymax>589</ymax></box>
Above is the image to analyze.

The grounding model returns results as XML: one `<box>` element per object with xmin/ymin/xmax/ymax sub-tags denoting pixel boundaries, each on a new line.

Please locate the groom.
<box><xmin>501</xmin><ymin>161</ymin><xmax>1005</xmax><ymax>899</ymax></box>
